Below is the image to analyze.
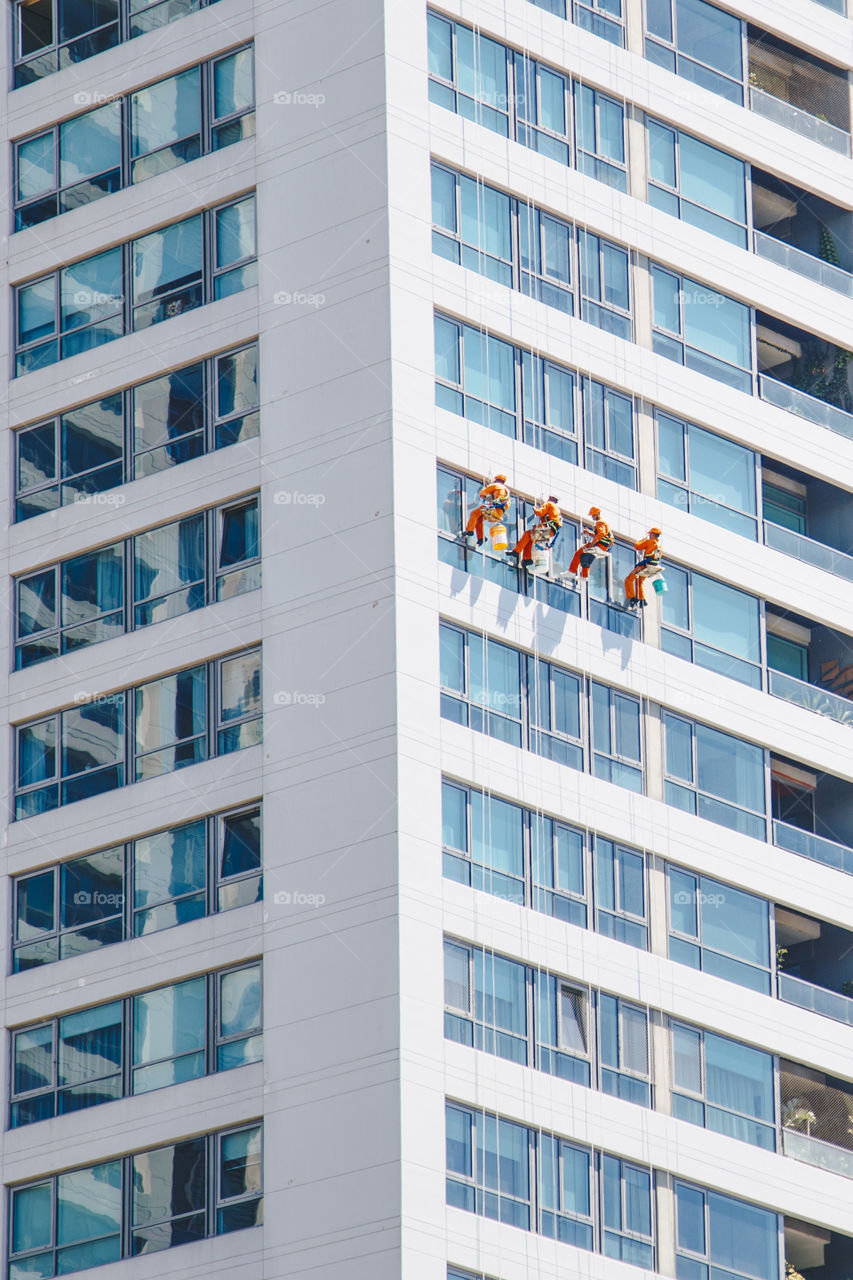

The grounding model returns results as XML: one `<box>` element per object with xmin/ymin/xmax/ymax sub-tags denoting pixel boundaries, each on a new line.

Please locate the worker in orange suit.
<box><xmin>625</xmin><ymin>527</ymin><xmax>663</xmax><ymax>608</ymax></box>
<box><xmin>510</xmin><ymin>497</ymin><xmax>562</xmax><ymax>565</ymax></box>
<box><xmin>463</xmin><ymin>474</ymin><xmax>510</xmax><ymax>544</ymax></box>
<box><xmin>568</xmin><ymin>506</ymin><xmax>614</xmax><ymax>578</ymax></box>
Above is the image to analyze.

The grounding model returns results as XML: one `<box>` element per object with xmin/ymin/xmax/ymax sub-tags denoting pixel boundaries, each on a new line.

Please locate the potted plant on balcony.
<box><xmin>783</xmin><ymin>1098</ymin><xmax>817</xmax><ymax>1135</ymax></box>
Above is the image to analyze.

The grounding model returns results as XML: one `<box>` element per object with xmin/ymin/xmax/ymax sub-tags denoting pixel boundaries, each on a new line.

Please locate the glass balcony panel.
<box><xmin>773</xmin><ymin>819</ymin><xmax>853</xmax><ymax>875</ymax></box>
<box><xmin>783</xmin><ymin>1129</ymin><xmax>853</xmax><ymax>1179</ymax></box>
<box><xmin>768</xmin><ymin>668</ymin><xmax>853</xmax><ymax>727</ymax></box>
<box><xmin>763</xmin><ymin>521</ymin><xmax>853</xmax><ymax>582</ymax></box>
<box><xmin>749</xmin><ymin>85</ymin><xmax>851</xmax><ymax>156</ymax></box>
<box><xmin>778</xmin><ymin>971</ymin><xmax>853</xmax><ymax>1027</ymax></box>
<box><xmin>759</xmin><ymin>374</ymin><xmax>853</xmax><ymax>440</ymax></box>
<box><xmin>753</xmin><ymin>231</ymin><xmax>853</xmax><ymax>298</ymax></box>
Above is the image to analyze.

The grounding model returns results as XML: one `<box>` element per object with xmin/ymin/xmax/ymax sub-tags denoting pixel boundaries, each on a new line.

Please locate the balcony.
<box><xmin>757</xmin><ymin>315</ymin><xmax>853</xmax><ymax>440</ymax></box>
<box><xmin>772</xmin><ymin>758</ymin><xmax>853</xmax><ymax>876</ymax></box>
<box><xmin>776</xmin><ymin>906</ymin><xmax>853</xmax><ymax>1026</ymax></box>
<box><xmin>764</xmin><ymin>523</ymin><xmax>853</xmax><ymax>582</ymax></box>
<box><xmin>748</xmin><ymin>29</ymin><xmax>851</xmax><ymax>155</ymax></box>
<box><xmin>752</xmin><ymin>169</ymin><xmax>853</xmax><ymax>299</ymax></box>
<box><xmin>785</xmin><ymin>1216</ymin><xmax>853</xmax><ymax>1280</ymax></box>
<box><xmin>782</xmin><ymin>1059</ymin><xmax>853</xmax><ymax>1181</ymax></box>
<box><xmin>766</xmin><ymin>602</ymin><xmax>853</xmax><ymax>726</ymax></box>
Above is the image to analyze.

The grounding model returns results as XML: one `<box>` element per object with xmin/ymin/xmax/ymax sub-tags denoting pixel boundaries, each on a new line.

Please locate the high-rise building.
<box><xmin>2</xmin><ymin>1</ymin><xmax>853</xmax><ymax>1278</ymax></box>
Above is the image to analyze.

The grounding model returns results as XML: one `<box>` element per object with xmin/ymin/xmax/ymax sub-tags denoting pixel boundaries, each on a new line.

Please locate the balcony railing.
<box><xmin>783</xmin><ymin>1128</ymin><xmax>853</xmax><ymax>1179</ymax></box>
<box><xmin>753</xmin><ymin>230</ymin><xmax>853</xmax><ymax>298</ymax></box>
<box><xmin>749</xmin><ymin>85</ymin><xmax>851</xmax><ymax>155</ymax></box>
<box><xmin>769</xmin><ymin>668</ymin><xmax>853</xmax><ymax>727</ymax></box>
<box><xmin>773</xmin><ymin>819</ymin><xmax>853</xmax><ymax>875</ymax></box>
<box><xmin>763</xmin><ymin>520</ymin><xmax>853</xmax><ymax>582</ymax></box>
<box><xmin>759</xmin><ymin>373</ymin><xmax>853</xmax><ymax>441</ymax></box>
<box><xmin>778</xmin><ymin>971</ymin><xmax>853</xmax><ymax>1027</ymax></box>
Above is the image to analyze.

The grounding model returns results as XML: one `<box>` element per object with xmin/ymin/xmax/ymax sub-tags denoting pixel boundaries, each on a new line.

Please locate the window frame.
<box><xmin>431</xmin><ymin>165</ymin><xmax>633</xmax><ymax>330</ymax></box>
<box><xmin>654</xmin><ymin>409</ymin><xmax>760</xmax><ymax>539</ymax></box>
<box><xmin>668</xmin><ymin>1018</ymin><xmax>776</xmax><ymax>1150</ymax></box>
<box><xmin>643</xmin><ymin>0</ymin><xmax>746</xmax><ymax>105</ymax></box>
<box><xmin>651</xmin><ymin>263</ymin><xmax>754</xmax><ymax>393</ymax></box>
<box><xmin>8</xmin><ymin>1122</ymin><xmax>262</xmax><ymax>1276</ymax></box>
<box><xmin>13</xmin><ymin>47</ymin><xmax>255</xmax><ymax>232</ymax></box>
<box><xmin>14</xmin><ymin>648</ymin><xmax>262</xmax><ymax>819</ymax></box>
<box><xmin>12</xmin><ymin>804</ymin><xmax>262</xmax><ymax>972</ymax></box>
<box><xmin>14</xmin><ymin>494</ymin><xmax>260</xmax><ymax>668</ymax></box>
<box><xmin>13</xmin><ymin>342</ymin><xmax>259</xmax><ymax>522</ymax></box>
<box><xmin>662</xmin><ymin>710</ymin><xmax>768</xmax><ymax>839</ymax></box>
<box><xmin>659</xmin><ymin>561</ymin><xmax>763</xmax><ymax>689</ymax></box>
<box><xmin>666</xmin><ymin>863</ymin><xmax>772</xmax><ymax>993</ymax></box>
<box><xmin>14</xmin><ymin>196</ymin><xmax>257</xmax><ymax>377</ymax></box>
<box><xmin>645</xmin><ymin>116</ymin><xmax>748</xmax><ymax>247</ymax></box>
<box><xmin>10</xmin><ymin>962</ymin><xmax>262</xmax><ymax>1127</ymax></box>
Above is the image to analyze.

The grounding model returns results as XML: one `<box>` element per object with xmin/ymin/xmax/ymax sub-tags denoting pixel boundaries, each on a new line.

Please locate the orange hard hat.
<box><xmin>494</xmin><ymin>473</ymin><xmax>507</xmax><ymax>483</ymax></box>
<box><xmin>589</xmin><ymin>506</ymin><xmax>601</xmax><ymax>517</ymax></box>
<box><xmin>650</xmin><ymin>526</ymin><xmax>662</xmax><ymax>535</ymax></box>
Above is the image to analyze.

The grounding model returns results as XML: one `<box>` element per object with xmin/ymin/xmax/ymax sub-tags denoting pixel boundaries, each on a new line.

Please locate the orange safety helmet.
<box><xmin>589</xmin><ymin>506</ymin><xmax>601</xmax><ymax>518</ymax></box>
<box><xmin>494</xmin><ymin>473</ymin><xmax>507</xmax><ymax>483</ymax></box>
<box><xmin>649</xmin><ymin>526</ymin><xmax>662</xmax><ymax>535</ymax></box>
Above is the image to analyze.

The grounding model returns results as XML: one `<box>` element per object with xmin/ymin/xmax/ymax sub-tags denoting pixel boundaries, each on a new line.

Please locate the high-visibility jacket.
<box><xmin>534</xmin><ymin>501</ymin><xmax>562</xmax><ymax>532</ymax></box>
<box><xmin>479</xmin><ymin>482</ymin><xmax>509</xmax><ymax>506</ymax></box>
<box><xmin>589</xmin><ymin>518</ymin><xmax>613</xmax><ymax>548</ymax></box>
<box><xmin>633</xmin><ymin>534</ymin><xmax>661</xmax><ymax>562</ymax></box>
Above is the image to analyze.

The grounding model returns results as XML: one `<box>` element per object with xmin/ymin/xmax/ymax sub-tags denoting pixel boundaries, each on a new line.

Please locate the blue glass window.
<box><xmin>656</xmin><ymin>411</ymin><xmax>758</xmax><ymax>538</ymax></box>
<box><xmin>602</xmin><ymin>1156</ymin><xmax>654</xmax><ymax>1267</ymax></box>
<box><xmin>539</xmin><ymin>1134</ymin><xmax>593</xmax><ymax>1248</ymax></box>
<box><xmin>15</xmin><ymin>651</ymin><xmax>261</xmax><ymax>818</ymax></box>
<box><xmin>427</xmin><ymin>14</ymin><xmax>510</xmax><ymax>135</ymax></box>
<box><xmin>444</xmin><ymin>941</ymin><xmax>529</xmax><ymax>1062</ymax></box>
<box><xmin>532</xmin><ymin>815</ymin><xmax>587</xmax><ymax>925</ymax></box>
<box><xmin>527</xmin><ymin>655</ymin><xmax>584</xmax><ymax>769</ymax></box>
<box><xmin>595</xmin><ymin>839</ymin><xmax>648</xmax><ymax>948</ymax></box>
<box><xmin>590</xmin><ymin>682</ymin><xmax>643</xmax><ymax>792</ymax></box>
<box><xmin>9</xmin><ymin>1123</ymin><xmax>262</xmax><ymax>1276</ymax></box>
<box><xmin>664</xmin><ymin>713</ymin><xmax>766</xmax><ymax>839</ymax></box>
<box><xmin>647</xmin><ymin>119</ymin><xmax>747</xmax><ymax>247</ymax></box>
<box><xmin>536</xmin><ymin>972</ymin><xmax>592</xmax><ymax>1084</ymax></box>
<box><xmin>515</xmin><ymin>53</ymin><xmax>571</xmax><ymax>163</ymax></box>
<box><xmin>671</xmin><ymin>1021</ymin><xmax>775</xmax><ymax>1149</ymax></box>
<box><xmin>15</xmin><ymin>199</ymin><xmax>256</xmax><ymax>375</ymax></box>
<box><xmin>575</xmin><ymin>84</ymin><xmax>627</xmax><ymax>190</ymax></box>
<box><xmin>519</xmin><ymin>206</ymin><xmax>574</xmax><ymax>314</ymax></box>
<box><xmin>446</xmin><ymin>1104</ymin><xmax>532</xmax><ymax>1228</ymax></box>
<box><xmin>645</xmin><ymin>0</ymin><xmax>744</xmax><ymax>104</ymax></box>
<box><xmin>675</xmin><ymin>1182</ymin><xmax>778</xmax><ymax>1280</ymax></box>
<box><xmin>652</xmin><ymin>265</ymin><xmax>752</xmax><ymax>393</ymax></box>
<box><xmin>579</xmin><ymin>231</ymin><xmax>631</xmax><ymax>338</ymax></box>
<box><xmin>583</xmin><ymin>378</ymin><xmax>636</xmax><ymax>488</ymax></box>
<box><xmin>599</xmin><ymin>994</ymin><xmax>650</xmax><ymax>1106</ymax></box>
<box><xmin>661</xmin><ymin>565</ymin><xmax>761</xmax><ymax>687</ymax></box>
<box><xmin>667</xmin><ymin>865</ymin><xmax>771</xmax><ymax>993</ymax></box>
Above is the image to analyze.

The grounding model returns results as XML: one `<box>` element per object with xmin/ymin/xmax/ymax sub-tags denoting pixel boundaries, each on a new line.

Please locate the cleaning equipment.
<box><xmin>489</xmin><ymin>521</ymin><xmax>508</xmax><ymax>551</ymax></box>
<box><xmin>625</xmin><ymin>526</ymin><xmax>664</xmax><ymax>608</ymax></box>
<box><xmin>568</xmin><ymin>507</ymin><xmax>613</xmax><ymax>579</ymax></box>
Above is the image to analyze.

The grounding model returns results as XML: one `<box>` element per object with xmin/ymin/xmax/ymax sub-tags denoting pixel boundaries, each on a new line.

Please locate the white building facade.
<box><xmin>2</xmin><ymin>0</ymin><xmax>853</xmax><ymax>1279</ymax></box>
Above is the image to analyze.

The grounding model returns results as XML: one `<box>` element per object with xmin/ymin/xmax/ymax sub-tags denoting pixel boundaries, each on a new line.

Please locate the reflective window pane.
<box><xmin>131</xmin><ymin>66</ymin><xmax>200</xmax><ymax>156</ymax></box>
<box><xmin>60</xmin><ymin>101</ymin><xmax>121</xmax><ymax>185</ymax></box>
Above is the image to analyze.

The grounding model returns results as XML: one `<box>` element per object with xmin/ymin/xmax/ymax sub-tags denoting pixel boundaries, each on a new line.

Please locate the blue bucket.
<box><xmin>652</xmin><ymin>577</ymin><xmax>667</xmax><ymax>595</ymax></box>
